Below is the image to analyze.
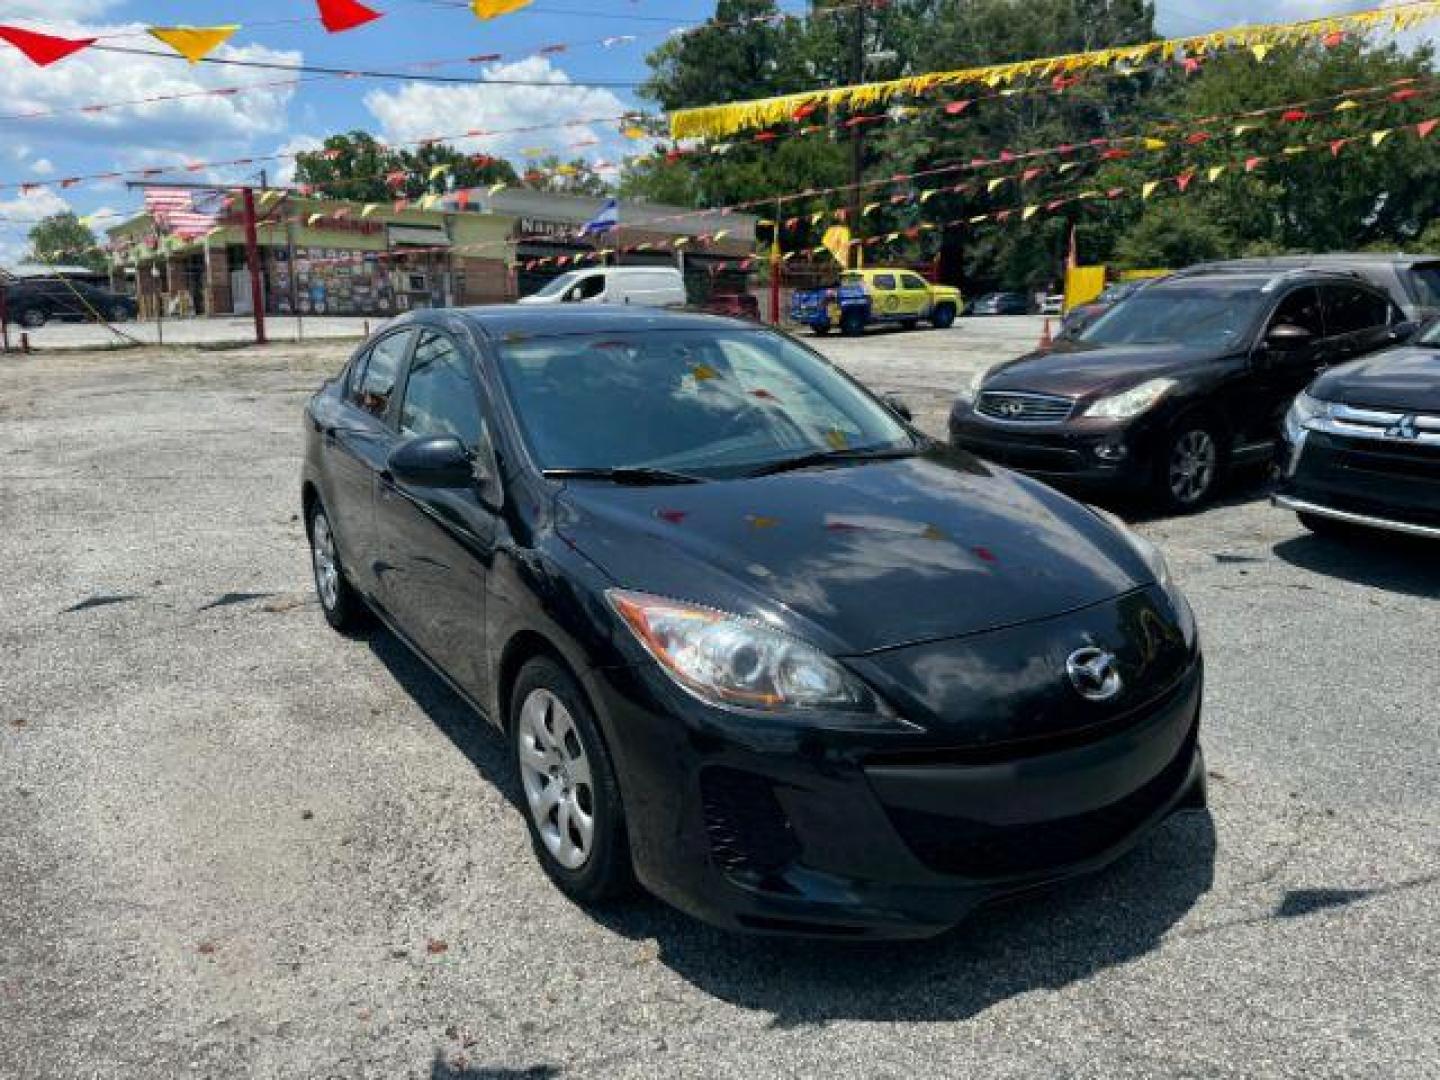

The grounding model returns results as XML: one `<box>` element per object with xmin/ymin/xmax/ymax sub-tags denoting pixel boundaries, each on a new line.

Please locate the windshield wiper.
<box><xmin>744</xmin><ymin>444</ymin><xmax>921</xmax><ymax>478</ymax></box>
<box><xmin>541</xmin><ymin>466</ymin><xmax>706</xmax><ymax>485</ymax></box>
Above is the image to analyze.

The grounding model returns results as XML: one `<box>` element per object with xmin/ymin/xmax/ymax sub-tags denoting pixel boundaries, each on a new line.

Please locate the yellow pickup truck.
<box><xmin>791</xmin><ymin>268</ymin><xmax>963</xmax><ymax>336</ymax></box>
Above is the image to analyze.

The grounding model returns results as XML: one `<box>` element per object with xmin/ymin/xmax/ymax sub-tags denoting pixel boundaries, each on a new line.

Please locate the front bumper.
<box><xmin>1277</xmin><ymin>427</ymin><xmax>1440</xmax><ymax>538</ymax></box>
<box><xmin>583</xmin><ymin>657</ymin><xmax>1206</xmax><ymax>939</ymax></box>
<box><xmin>949</xmin><ymin>404</ymin><xmax>1159</xmax><ymax>489</ymax></box>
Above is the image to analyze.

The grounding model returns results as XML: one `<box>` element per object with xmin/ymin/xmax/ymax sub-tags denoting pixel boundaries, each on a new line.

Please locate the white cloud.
<box><xmin>30</xmin><ymin>158</ymin><xmax>54</xmax><ymax>176</ymax></box>
<box><xmin>363</xmin><ymin>56</ymin><xmax>640</xmax><ymax>169</ymax></box>
<box><xmin>0</xmin><ymin>188</ymin><xmax>73</xmax><ymax>268</ymax></box>
<box><xmin>0</xmin><ymin>22</ymin><xmax>302</xmax><ymax>162</ymax></box>
<box><xmin>1</xmin><ymin>0</ymin><xmax>120</xmax><ymax>17</ymax></box>
<box><xmin>271</xmin><ymin>134</ymin><xmax>325</xmax><ymax>187</ymax></box>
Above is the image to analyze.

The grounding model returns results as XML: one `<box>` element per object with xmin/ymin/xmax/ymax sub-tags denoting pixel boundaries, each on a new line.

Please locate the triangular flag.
<box><xmin>1245</xmin><ymin>156</ymin><xmax>1263</xmax><ymax>173</ymax></box>
<box><xmin>316</xmin><ymin>0</ymin><xmax>382</xmax><ymax>33</ymax></box>
<box><xmin>1330</xmin><ymin>138</ymin><xmax>1349</xmax><ymax>157</ymax></box>
<box><xmin>0</xmin><ymin>25</ymin><xmax>96</xmax><ymax>66</ymax></box>
<box><xmin>622</xmin><ymin>126</ymin><xmax>647</xmax><ymax>140</ymax></box>
<box><xmin>487</xmin><ymin>182</ymin><xmax>507</xmax><ymax>196</ymax></box>
<box><xmin>307</xmin><ymin>213</ymin><xmax>324</xmax><ymax>226</ymax></box>
<box><xmin>1176</xmin><ymin>171</ymin><xmax>1195</xmax><ymax>192</ymax></box>
<box><xmin>1207</xmin><ymin>165</ymin><xmax>1226</xmax><ymax>183</ymax></box>
<box><xmin>361</xmin><ymin>203</ymin><xmax>379</xmax><ymax>217</ymax></box>
<box><xmin>147</xmin><ymin>25</ymin><xmax>239</xmax><ymax>64</ymax></box>
<box><xmin>1333</xmin><ymin>99</ymin><xmax>1360</xmax><ymax>112</ymax></box>
<box><xmin>1417</xmin><ymin>119</ymin><xmax>1439</xmax><ymax>140</ymax></box>
<box><xmin>1021</xmin><ymin>206</ymin><xmax>1038</xmax><ymax>221</ymax></box>
<box><xmin>986</xmin><ymin>177</ymin><xmax>1006</xmax><ymax>193</ymax></box>
<box><xmin>1141</xmin><ymin>181</ymin><xmax>1159</xmax><ymax>200</ymax></box>
<box><xmin>1371</xmin><ymin>129</ymin><xmax>1392</xmax><ymax>147</ymax></box>
<box><xmin>428</xmin><ymin>163</ymin><xmax>451</xmax><ymax>181</ymax></box>
<box><xmin>944</xmin><ymin>100</ymin><xmax>972</xmax><ymax>115</ymax></box>
<box><xmin>472</xmin><ymin>0</ymin><xmax>533</xmax><ymax>18</ymax></box>
<box><xmin>1251</xmin><ymin>43</ymin><xmax>1271</xmax><ymax>62</ymax></box>
<box><xmin>1142</xmin><ymin>138</ymin><xmax>1167</xmax><ymax>151</ymax></box>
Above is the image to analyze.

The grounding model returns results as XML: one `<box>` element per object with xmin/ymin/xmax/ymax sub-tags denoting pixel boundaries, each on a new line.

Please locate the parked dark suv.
<box><xmin>3</xmin><ymin>278</ymin><xmax>137</xmax><ymax>327</ymax></box>
<box><xmin>1277</xmin><ymin>325</ymin><xmax>1440</xmax><ymax>539</ymax></box>
<box><xmin>950</xmin><ymin>270</ymin><xmax>1413</xmax><ymax>510</ymax></box>
<box><xmin>1190</xmin><ymin>253</ymin><xmax>1440</xmax><ymax>322</ymax></box>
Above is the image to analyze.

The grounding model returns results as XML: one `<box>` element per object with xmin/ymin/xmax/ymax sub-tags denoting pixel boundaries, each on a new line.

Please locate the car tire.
<box><xmin>840</xmin><ymin>309</ymin><xmax>866</xmax><ymax>336</ymax></box>
<box><xmin>511</xmin><ymin>656</ymin><xmax>633</xmax><ymax>904</ymax></box>
<box><xmin>306</xmin><ymin>501</ymin><xmax>369</xmax><ymax>633</ymax></box>
<box><xmin>931</xmin><ymin>304</ymin><xmax>956</xmax><ymax>329</ymax></box>
<box><xmin>1155</xmin><ymin>419</ymin><xmax>1223</xmax><ymax>512</ymax></box>
<box><xmin>17</xmin><ymin>307</ymin><xmax>46</xmax><ymax>329</ymax></box>
<box><xmin>811</xmin><ymin>324</ymin><xmax>830</xmax><ymax>336</ymax></box>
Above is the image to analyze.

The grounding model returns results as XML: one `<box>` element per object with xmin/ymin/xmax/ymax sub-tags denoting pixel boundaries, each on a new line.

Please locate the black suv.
<box><xmin>1277</xmin><ymin>327</ymin><xmax>1440</xmax><ymax>539</ymax></box>
<box><xmin>1191</xmin><ymin>253</ymin><xmax>1440</xmax><ymax>323</ymax></box>
<box><xmin>3</xmin><ymin>278</ymin><xmax>137</xmax><ymax>328</ymax></box>
<box><xmin>950</xmin><ymin>270</ymin><xmax>1413</xmax><ymax>511</ymax></box>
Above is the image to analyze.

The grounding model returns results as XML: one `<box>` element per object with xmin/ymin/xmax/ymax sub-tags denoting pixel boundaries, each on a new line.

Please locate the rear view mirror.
<box><xmin>387</xmin><ymin>435</ymin><xmax>475</xmax><ymax>488</ymax></box>
<box><xmin>1265</xmin><ymin>323</ymin><xmax>1315</xmax><ymax>350</ymax></box>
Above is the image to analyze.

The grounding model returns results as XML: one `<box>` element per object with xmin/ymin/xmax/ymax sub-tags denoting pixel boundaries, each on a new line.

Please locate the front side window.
<box><xmin>901</xmin><ymin>274</ymin><xmax>928</xmax><ymax>290</ymax></box>
<box><xmin>349</xmin><ymin>330</ymin><xmax>412</xmax><ymax>420</ymax></box>
<box><xmin>399</xmin><ymin>331</ymin><xmax>483</xmax><ymax>448</ymax></box>
<box><xmin>569</xmin><ymin>275</ymin><xmax>605</xmax><ymax>301</ymax></box>
<box><xmin>1082</xmin><ymin>287</ymin><xmax>1269</xmax><ymax>348</ymax></box>
<box><xmin>530</xmin><ymin>271</ymin><xmax>581</xmax><ymax>300</ymax></box>
<box><xmin>1267</xmin><ymin>286</ymin><xmax>1324</xmax><ymax>338</ymax></box>
<box><xmin>872</xmin><ymin>274</ymin><xmax>897</xmax><ymax>291</ymax></box>
<box><xmin>494</xmin><ymin>329</ymin><xmax>912</xmax><ymax>477</ymax></box>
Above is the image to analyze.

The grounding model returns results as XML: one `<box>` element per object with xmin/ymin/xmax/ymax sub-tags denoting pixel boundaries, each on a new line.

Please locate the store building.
<box><xmin>106</xmin><ymin>191</ymin><xmax>757</xmax><ymax>318</ymax></box>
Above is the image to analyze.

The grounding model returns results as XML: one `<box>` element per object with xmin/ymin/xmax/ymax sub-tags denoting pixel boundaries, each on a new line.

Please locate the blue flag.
<box><xmin>580</xmin><ymin>197</ymin><xmax>619</xmax><ymax>236</ymax></box>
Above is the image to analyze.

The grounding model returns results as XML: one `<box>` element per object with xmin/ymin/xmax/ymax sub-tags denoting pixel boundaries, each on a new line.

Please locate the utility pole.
<box><xmin>846</xmin><ymin>1</ymin><xmax>866</xmax><ymax>268</ymax></box>
<box><xmin>241</xmin><ymin>187</ymin><xmax>267</xmax><ymax>345</ymax></box>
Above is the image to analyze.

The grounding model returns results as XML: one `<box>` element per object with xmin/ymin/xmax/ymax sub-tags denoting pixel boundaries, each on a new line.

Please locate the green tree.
<box><xmin>523</xmin><ymin>156</ymin><xmax>612</xmax><ymax>197</ymax></box>
<box><xmin>27</xmin><ymin>212</ymin><xmax>106</xmax><ymax>271</ymax></box>
<box><xmin>293</xmin><ymin>132</ymin><xmax>518</xmax><ymax>203</ymax></box>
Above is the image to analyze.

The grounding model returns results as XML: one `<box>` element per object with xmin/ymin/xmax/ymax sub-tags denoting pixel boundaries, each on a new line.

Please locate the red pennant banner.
<box><xmin>1418</xmin><ymin>119</ymin><xmax>1439</xmax><ymax>139</ymax></box>
<box><xmin>1244</xmin><ymin>156</ymin><xmax>1263</xmax><ymax>172</ymax></box>
<box><xmin>1282</xmin><ymin>109</ymin><xmax>1308</xmax><ymax>123</ymax></box>
<box><xmin>1176</xmin><ymin>171</ymin><xmax>1195</xmax><ymax>192</ymax></box>
<box><xmin>1330</xmin><ymin>138</ymin><xmax>1350</xmax><ymax>156</ymax></box>
<box><xmin>0</xmin><ymin>25</ymin><xmax>96</xmax><ymax>66</ymax></box>
<box><xmin>944</xmin><ymin>100</ymin><xmax>972</xmax><ymax>115</ymax></box>
<box><xmin>316</xmin><ymin>0</ymin><xmax>383</xmax><ymax>33</ymax></box>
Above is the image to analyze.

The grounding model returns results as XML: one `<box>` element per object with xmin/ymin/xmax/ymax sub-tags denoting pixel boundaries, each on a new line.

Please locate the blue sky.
<box><xmin>0</xmin><ymin>0</ymin><xmax>1415</xmax><ymax>263</ymax></box>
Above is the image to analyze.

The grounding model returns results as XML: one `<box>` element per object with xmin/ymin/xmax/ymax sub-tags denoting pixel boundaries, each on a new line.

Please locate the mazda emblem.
<box><xmin>1066</xmin><ymin>647</ymin><xmax>1123</xmax><ymax>702</ymax></box>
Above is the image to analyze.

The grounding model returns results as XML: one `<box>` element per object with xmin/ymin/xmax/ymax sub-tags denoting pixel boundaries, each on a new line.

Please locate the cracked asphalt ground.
<box><xmin>2</xmin><ymin>321</ymin><xmax>1437</xmax><ymax>1079</ymax></box>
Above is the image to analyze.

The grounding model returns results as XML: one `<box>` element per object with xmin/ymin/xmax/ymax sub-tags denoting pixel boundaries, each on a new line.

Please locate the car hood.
<box><xmin>554</xmin><ymin>449</ymin><xmax>1151</xmax><ymax>654</ymax></box>
<box><xmin>1310</xmin><ymin>345</ymin><xmax>1440</xmax><ymax>411</ymax></box>
<box><xmin>986</xmin><ymin>341</ymin><xmax>1223</xmax><ymax>398</ymax></box>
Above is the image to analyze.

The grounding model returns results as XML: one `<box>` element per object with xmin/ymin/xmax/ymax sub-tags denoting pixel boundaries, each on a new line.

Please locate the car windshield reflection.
<box><xmin>495</xmin><ymin>329</ymin><xmax>916</xmax><ymax>479</ymax></box>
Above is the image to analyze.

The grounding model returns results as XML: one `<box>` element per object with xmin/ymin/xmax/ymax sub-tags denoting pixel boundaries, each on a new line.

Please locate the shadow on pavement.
<box><xmin>365</xmin><ymin>625</ymin><xmax>1218</xmax><ymax>1027</ymax></box>
<box><xmin>1273</xmin><ymin>530</ymin><xmax>1440</xmax><ymax>599</ymax></box>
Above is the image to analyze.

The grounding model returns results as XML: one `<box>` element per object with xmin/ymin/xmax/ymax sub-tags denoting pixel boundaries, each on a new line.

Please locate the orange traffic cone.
<box><xmin>1038</xmin><ymin>317</ymin><xmax>1053</xmax><ymax>349</ymax></box>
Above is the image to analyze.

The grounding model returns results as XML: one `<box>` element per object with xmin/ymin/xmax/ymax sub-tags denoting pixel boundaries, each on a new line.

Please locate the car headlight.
<box><xmin>1090</xmin><ymin>509</ymin><xmax>1198</xmax><ymax>648</ymax></box>
<box><xmin>1283</xmin><ymin>390</ymin><xmax>1331</xmax><ymax>445</ymax></box>
<box><xmin>1084</xmin><ymin>378</ymin><xmax>1178</xmax><ymax>420</ymax></box>
<box><xmin>608</xmin><ymin>589</ymin><xmax>897</xmax><ymax>721</ymax></box>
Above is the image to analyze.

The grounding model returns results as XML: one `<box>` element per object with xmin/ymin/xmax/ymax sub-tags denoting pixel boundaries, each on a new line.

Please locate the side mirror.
<box><xmin>882</xmin><ymin>393</ymin><xmax>913</xmax><ymax>422</ymax></box>
<box><xmin>1265</xmin><ymin>323</ymin><xmax>1315</xmax><ymax>351</ymax></box>
<box><xmin>387</xmin><ymin>435</ymin><xmax>475</xmax><ymax>488</ymax></box>
<box><xmin>1387</xmin><ymin>320</ymin><xmax>1419</xmax><ymax>344</ymax></box>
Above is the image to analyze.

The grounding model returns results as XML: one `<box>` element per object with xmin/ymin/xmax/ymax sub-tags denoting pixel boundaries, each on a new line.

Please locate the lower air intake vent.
<box><xmin>700</xmin><ymin>767</ymin><xmax>801</xmax><ymax>876</ymax></box>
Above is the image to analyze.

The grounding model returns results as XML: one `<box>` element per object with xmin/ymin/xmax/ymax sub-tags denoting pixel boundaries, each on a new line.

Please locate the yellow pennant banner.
<box><xmin>472</xmin><ymin>0</ymin><xmax>533</xmax><ymax>19</ymax></box>
<box><xmin>670</xmin><ymin>2</ymin><xmax>1440</xmax><ymax>139</ymax></box>
<box><xmin>147</xmin><ymin>25</ymin><xmax>240</xmax><ymax>64</ymax></box>
<box><xmin>822</xmin><ymin>225</ymin><xmax>851</xmax><ymax>266</ymax></box>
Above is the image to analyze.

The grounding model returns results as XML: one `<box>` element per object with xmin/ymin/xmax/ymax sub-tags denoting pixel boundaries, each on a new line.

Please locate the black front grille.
<box><xmin>977</xmin><ymin>391</ymin><xmax>1075</xmax><ymax>424</ymax></box>
<box><xmin>1331</xmin><ymin>439</ymin><xmax>1440</xmax><ymax>482</ymax></box>
<box><xmin>885</xmin><ymin>725</ymin><xmax>1197</xmax><ymax>879</ymax></box>
<box><xmin>700</xmin><ymin>767</ymin><xmax>801</xmax><ymax>876</ymax></box>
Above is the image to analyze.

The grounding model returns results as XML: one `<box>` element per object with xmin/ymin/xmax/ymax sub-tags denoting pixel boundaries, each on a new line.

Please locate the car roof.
<box><xmin>1160</xmin><ymin>267</ymin><xmax>1383</xmax><ymax>290</ymax></box>
<box><xmin>422</xmin><ymin>304</ymin><xmax>759</xmax><ymax>340</ymax></box>
<box><xmin>1197</xmin><ymin>253</ymin><xmax>1440</xmax><ymax>268</ymax></box>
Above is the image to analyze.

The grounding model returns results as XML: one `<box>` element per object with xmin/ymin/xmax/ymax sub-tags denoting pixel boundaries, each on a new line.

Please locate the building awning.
<box><xmin>387</xmin><ymin>225</ymin><xmax>451</xmax><ymax>248</ymax></box>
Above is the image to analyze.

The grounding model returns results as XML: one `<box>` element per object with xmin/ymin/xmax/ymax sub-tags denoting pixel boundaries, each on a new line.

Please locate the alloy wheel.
<box><xmin>1168</xmin><ymin>429</ymin><xmax>1217</xmax><ymax>505</ymax></box>
<box><xmin>517</xmin><ymin>688</ymin><xmax>596</xmax><ymax>871</ymax></box>
<box><xmin>310</xmin><ymin>511</ymin><xmax>340</xmax><ymax>610</ymax></box>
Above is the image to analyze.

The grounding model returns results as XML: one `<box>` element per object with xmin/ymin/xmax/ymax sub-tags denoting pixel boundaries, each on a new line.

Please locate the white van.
<box><xmin>518</xmin><ymin>266</ymin><xmax>687</xmax><ymax>308</ymax></box>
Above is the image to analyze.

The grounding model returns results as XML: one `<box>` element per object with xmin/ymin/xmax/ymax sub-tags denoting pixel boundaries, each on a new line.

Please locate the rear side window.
<box><xmin>348</xmin><ymin>330</ymin><xmax>412</xmax><ymax>420</ymax></box>
<box><xmin>399</xmin><ymin>331</ymin><xmax>483</xmax><ymax>449</ymax></box>
<box><xmin>901</xmin><ymin>274</ymin><xmax>928</xmax><ymax>290</ymax></box>
<box><xmin>872</xmin><ymin>274</ymin><xmax>897</xmax><ymax>290</ymax></box>
<box><xmin>1323</xmin><ymin>285</ymin><xmax>1393</xmax><ymax>335</ymax></box>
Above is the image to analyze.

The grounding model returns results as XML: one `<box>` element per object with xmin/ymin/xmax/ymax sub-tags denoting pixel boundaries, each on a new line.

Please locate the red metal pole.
<box><xmin>241</xmin><ymin>187</ymin><xmax>267</xmax><ymax>345</ymax></box>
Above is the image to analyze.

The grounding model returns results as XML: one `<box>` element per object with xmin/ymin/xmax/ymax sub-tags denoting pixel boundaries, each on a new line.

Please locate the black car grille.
<box><xmin>884</xmin><ymin>724</ymin><xmax>1197</xmax><ymax>880</ymax></box>
<box><xmin>700</xmin><ymin>767</ymin><xmax>801</xmax><ymax>877</ymax></box>
<box><xmin>976</xmin><ymin>391</ymin><xmax>1075</xmax><ymax>424</ymax></box>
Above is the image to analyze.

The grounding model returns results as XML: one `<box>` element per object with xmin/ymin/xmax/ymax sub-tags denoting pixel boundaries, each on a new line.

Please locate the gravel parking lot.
<box><xmin>2</xmin><ymin>319</ymin><xmax>1437</xmax><ymax>1079</ymax></box>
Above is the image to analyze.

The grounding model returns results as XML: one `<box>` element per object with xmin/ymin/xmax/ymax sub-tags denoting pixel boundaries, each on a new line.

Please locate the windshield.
<box><xmin>529</xmin><ymin>271</ymin><xmax>583</xmax><ymax>300</ymax></box>
<box><xmin>1079</xmin><ymin>287</ymin><xmax>1267</xmax><ymax>348</ymax></box>
<box><xmin>1407</xmin><ymin>264</ymin><xmax>1440</xmax><ymax>312</ymax></box>
<box><xmin>495</xmin><ymin>329</ymin><xmax>914</xmax><ymax>478</ymax></box>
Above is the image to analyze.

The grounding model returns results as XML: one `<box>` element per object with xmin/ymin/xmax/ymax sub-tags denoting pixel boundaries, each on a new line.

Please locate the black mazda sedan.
<box><xmin>951</xmin><ymin>270</ymin><xmax>1409</xmax><ymax>511</ymax></box>
<box><xmin>302</xmin><ymin>306</ymin><xmax>1206</xmax><ymax>938</ymax></box>
<box><xmin>1277</xmin><ymin>330</ymin><xmax>1440</xmax><ymax>539</ymax></box>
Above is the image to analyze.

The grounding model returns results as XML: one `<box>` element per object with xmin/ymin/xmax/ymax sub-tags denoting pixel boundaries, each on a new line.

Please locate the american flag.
<box><xmin>143</xmin><ymin>187</ymin><xmax>229</xmax><ymax>239</ymax></box>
